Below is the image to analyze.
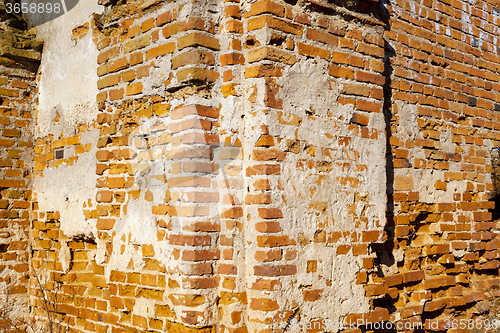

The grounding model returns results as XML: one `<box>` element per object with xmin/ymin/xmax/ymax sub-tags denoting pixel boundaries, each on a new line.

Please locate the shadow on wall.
<box><xmin>20</xmin><ymin>0</ymin><xmax>80</xmax><ymax>27</ymax></box>
<box><xmin>370</xmin><ymin>0</ymin><xmax>400</xmax><ymax>326</ymax></box>
<box><xmin>489</xmin><ymin>148</ymin><xmax>500</xmax><ymax>220</ymax></box>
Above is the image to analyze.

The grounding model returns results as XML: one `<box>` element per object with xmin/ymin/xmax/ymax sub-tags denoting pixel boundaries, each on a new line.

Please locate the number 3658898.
<box><xmin>6</xmin><ymin>2</ymin><xmax>62</xmax><ymax>14</ymax></box>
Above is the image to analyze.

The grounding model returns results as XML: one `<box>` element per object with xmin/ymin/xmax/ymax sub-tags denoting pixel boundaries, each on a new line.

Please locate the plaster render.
<box><xmin>33</xmin><ymin>128</ymin><xmax>99</xmax><ymax>237</ymax></box>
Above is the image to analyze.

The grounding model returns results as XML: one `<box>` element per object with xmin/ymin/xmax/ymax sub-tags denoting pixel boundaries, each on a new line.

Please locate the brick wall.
<box><xmin>0</xmin><ymin>5</ymin><xmax>41</xmax><ymax>326</ymax></box>
<box><xmin>379</xmin><ymin>0</ymin><xmax>500</xmax><ymax>328</ymax></box>
<box><xmin>3</xmin><ymin>0</ymin><xmax>500</xmax><ymax>331</ymax></box>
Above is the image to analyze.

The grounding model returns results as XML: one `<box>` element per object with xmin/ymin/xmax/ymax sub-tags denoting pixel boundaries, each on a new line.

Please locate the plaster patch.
<box><xmin>34</xmin><ymin>0</ymin><xmax>102</xmax><ymax>138</ymax></box>
<box><xmin>33</xmin><ymin>129</ymin><xmax>99</xmax><ymax>237</ymax></box>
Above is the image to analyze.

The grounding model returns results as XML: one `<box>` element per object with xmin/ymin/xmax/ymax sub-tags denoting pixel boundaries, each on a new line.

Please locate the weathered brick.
<box><xmin>247</xmin><ymin>16</ymin><xmax>303</xmax><ymax>35</ymax></box>
<box><xmin>248</xmin><ymin>47</ymin><xmax>297</xmax><ymax>65</ymax></box>
<box><xmin>178</xmin><ymin>32</ymin><xmax>220</xmax><ymax>51</ymax></box>
<box><xmin>306</xmin><ymin>28</ymin><xmax>338</xmax><ymax>46</ymax></box>
<box><xmin>297</xmin><ymin>42</ymin><xmax>330</xmax><ymax>61</ymax></box>
<box><xmin>145</xmin><ymin>42</ymin><xmax>175</xmax><ymax>60</ymax></box>
<box><xmin>243</xmin><ymin>0</ymin><xmax>284</xmax><ymax>18</ymax></box>
<box><xmin>172</xmin><ymin>50</ymin><xmax>215</xmax><ymax>70</ymax></box>
<box><xmin>97</xmin><ymin>74</ymin><xmax>121</xmax><ymax>89</ymax></box>
<box><xmin>249</xmin><ymin>298</ymin><xmax>279</xmax><ymax>311</ymax></box>
<box><xmin>254</xmin><ymin>265</ymin><xmax>297</xmax><ymax>276</ymax></box>
<box><xmin>329</xmin><ymin>64</ymin><xmax>354</xmax><ymax>79</ymax></box>
<box><xmin>124</xmin><ymin>35</ymin><xmax>150</xmax><ymax>53</ymax></box>
<box><xmin>176</xmin><ymin>67</ymin><xmax>219</xmax><ymax>83</ymax></box>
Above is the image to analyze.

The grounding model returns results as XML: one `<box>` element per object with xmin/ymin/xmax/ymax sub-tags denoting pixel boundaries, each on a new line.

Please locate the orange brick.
<box><xmin>171</xmin><ymin>50</ymin><xmax>215</xmax><ymax>70</ymax></box>
<box><xmin>248</xmin><ymin>47</ymin><xmax>297</xmax><ymax>65</ymax></box>
<box><xmin>126</xmin><ymin>83</ymin><xmax>143</xmax><ymax>96</ymax></box>
<box><xmin>247</xmin><ymin>16</ymin><xmax>303</xmax><ymax>35</ymax></box>
<box><xmin>177</xmin><ymin>67</ymin><xmax>219</xmax><ymax>83</ymax></box>
<box><xmin>109</xmin><ymin>88</ymin><xmax>124</xmax><ymax>101</ymax></box>
<box><xmin>306</xmin><ymin>28</ymin><xmax>338</xmax><ymax>46</ymax></box>
<box><xmin>329</xmin><ymin>64</ymin><xmax>354</xmax><ymax>79</ymax></box>
<box><xmin>340</xmin><ymin>83</ymin><xmax>370</xmax><ymax>97</ymax></box>
<box><xmin>254</xmin><ymin>265</ymin><xmax>296</xmax><ymax>276</ymax></box>
<box><xmin>182</xmin><ymin>250</ymin><xmax>220</xmax><ymax>261</ymax></box>
<box><xmin>97</xmin><ymin>218</ymin><xmax>115</xmax><ymax>230</ymax></box>
<box><xmin>303</xmin><ymin>289</ymin><xmax>322</xmax><ymax>302</ymax></box>
<box><xmin>356</xmin><ymin>71</ymin><xmax>385</xmax><ymax>85</ymax></box>
<box><xmin>156</xmin><ymin>11</ymin><xmax>173</xmax><ymax>27</ymax></box>
<box><xmin>331</xmin><ymin>51</ymin><xmax>349</xmax><ymax>64</ymax></box>
<box><xmin>220</xmin><ymin>53</ymin><xmax>245</xmax><ymax>66</ymax></box>
<box><xmin>108</xmin><ymin>57</ymin><xmax>129</xmax><ymax>73</ymax></box>
<box><xmin>178</xmin><ymin>32</ymin><xmax>220</xmax><ymax>51</ymax></box>
<box><xmin>145</xmin><ymin>43</ymin><xmax>175</xmax><ymax>60</ymax></box>
<box><xmin>255</xmin><ymin>249</ymin><xmax>282</xmax><ymax>262</ymax></box>
<box><xmin>245</xmin><ymin>64</ymin><xmax>283</xmax><ymax>78</ymax></box>
<box><xmin>224</xmin><ymin>19</ymin><xmax>243</xmax><ymax>33</ymax></box>
<box><xmin>257</xmin><ymin>235</ymin><xmax>294</xmax><ymax>247</ymax></box>
<box><xmin>97</xmin><ymin>74</ymin><xmax>121</xmax><ymax>89</ymax></box>
<box><xmin>356</xmin><ymin>100</ymin><xmax>381</xmax><ymax>113</ymax></box>
<box><xmin>356</xmin><ymin>42</ymin><xmax>384</xmax><ymax>57</ymax></box>
<box><xmin>297</xmin><ymin>42</ymin><xmax>330</xmax><ymax>61</ymax></box>
<box><xmin>250</xmin><ymin>298</ymin><xmax>279</xmax><ymax>311</ymax></box>
<box><xmin>141</xmin><ymin>18</ymin><xmax>155</xmax><ymax>32</ymax></box>
<box><xmin>124</xmin><ymin>35</ymin><xmax>150</xmax><ymax>53</ymax></box>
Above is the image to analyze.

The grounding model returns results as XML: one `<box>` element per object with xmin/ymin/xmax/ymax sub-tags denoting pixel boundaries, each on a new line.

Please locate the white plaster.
<box><xmin>33</xmin><ymin>129</ymin><xmax>99</xmax><ymax>237</ymax></box>
<box><xmin>32</xmin><ymin>0</ymin><xmax>103</xmax><ymax>138</ymax></box>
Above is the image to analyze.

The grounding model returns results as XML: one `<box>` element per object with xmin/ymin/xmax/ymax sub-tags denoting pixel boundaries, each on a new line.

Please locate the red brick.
<box><xmin>356</xmin><ymin>100</ymin><xmax>381</xmax><ymax>113</ymax></box>
<box><xmin>306</xmin><ymin>28</ymin><xmax>338</xmax><ymax>46</ymax></box>
<box><xmin>145</xmin><ymin>43</ymin><xmax>175</xmax><ymax>60</ymax></box>
<box><xmin>254</xmin><ymin>265</ymin><xmax>297</xmax><ymax>276</ymax></box>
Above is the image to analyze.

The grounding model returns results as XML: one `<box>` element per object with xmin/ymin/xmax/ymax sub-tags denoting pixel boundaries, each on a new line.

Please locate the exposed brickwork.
<box><xmin>378</xmin><ymin>0</ymin><xmax>500</xmax><ymax>327</ymax></box>
<box><xmin>1</xmin><ymin>0</ymin><xmax>500</xmax><ymax>331</ymax></box>
<box><xmin>0</xmin><ymin>5</ymin><xmax>41</xmax><ymax>325</ymax></box>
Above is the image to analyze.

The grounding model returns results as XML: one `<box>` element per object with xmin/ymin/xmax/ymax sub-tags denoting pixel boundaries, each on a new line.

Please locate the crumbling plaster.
<box><xmin>30</xmin><ymin>0</ymin><xmax>103</xmax><ymax>238</ymax></box>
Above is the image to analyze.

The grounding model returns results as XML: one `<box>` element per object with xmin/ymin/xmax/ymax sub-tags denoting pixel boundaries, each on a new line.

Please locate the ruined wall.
<box><xmin>4</xmin><ymin>0</ymin><xmax>500</xmax><ymax>331</ymax></box>
<box><xmin>380</xmin><ymin>0</ymin><xmax>500</xmax><ymax>328</ymax></box>
<box><xmin>0</xmin><ymin>2</ymin><xmax>40</xmax><ymax>324</ymax></box>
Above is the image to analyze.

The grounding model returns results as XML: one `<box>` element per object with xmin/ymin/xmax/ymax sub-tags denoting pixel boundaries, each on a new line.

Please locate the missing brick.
<box><xmin>244</xmin><ymin>36</ymin><xmax>260</xmax><ymax>49</ymax></box>
<box><xmin>269</xmin><ymin>34</ymin><xmax>286</xmax><ymax>47</ymax></box>
<box><xmin>55</xmin><ymin>150</ymin><xmax>64</xmax><ymax>159</ymax></box>
<box><xmin>72</xmin><ymin>234</ymin><xmax>97</xmax><ymax>245</ymax></box>
<box><xmin>0</xmin><ymin>244</ymin><xmax>7</xmax><ymax>253</ymax></box>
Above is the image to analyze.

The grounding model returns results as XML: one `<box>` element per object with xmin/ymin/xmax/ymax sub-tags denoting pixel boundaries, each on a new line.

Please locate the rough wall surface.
<box><xmin>0</xmin><ymin>3</ymin><xmax>41</xmax><ymax>324</ymax></box>
<box><xmin>0</xmin><ymin>0</ymin><xmax>499</xmax><ymax>331</ymax></box>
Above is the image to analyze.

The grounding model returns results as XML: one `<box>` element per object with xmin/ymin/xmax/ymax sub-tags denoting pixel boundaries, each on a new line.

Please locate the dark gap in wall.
<box><xmin>0</xmin><ymin>244</ymin><xmax>8</xmax><ymax>253</ymax></box>
<box><xmin>492</xmin><ymin>6</ymin><xmax>500</xmax><ymax>18</ymax></box>
<box><xmin>307</xmin><ymin>0</ymin><xmax>389</xmax><ymax>23</ymax></box>
<box><xmin>72</xmin><ymin>234</ymin><xmax>97</xmax><ymax>245</ymax></box>
<box><xmin>269</xmin><ymin>34</ymin><xmax>285</xmax><ymax>47</ymax></box>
